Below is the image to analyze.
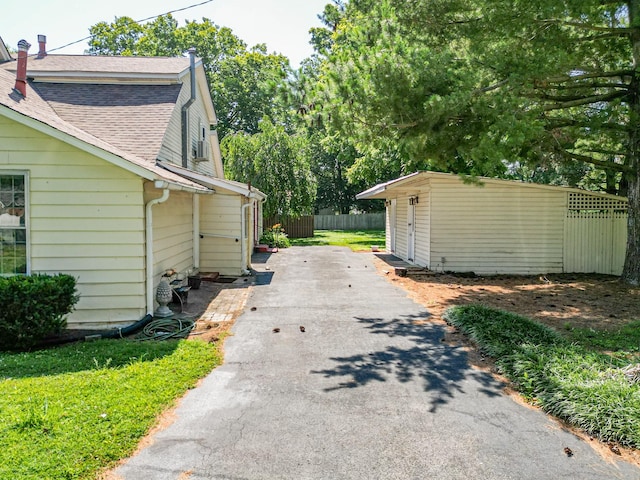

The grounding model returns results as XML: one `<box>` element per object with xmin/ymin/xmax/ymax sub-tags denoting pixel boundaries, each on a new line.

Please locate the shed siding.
<box><xmin>414</xmin><ymin>194</ymin><xmax>430</xmax><ymax>267</ymax></box>
<box><xmin>158</xmin><ymin>75</ymin><xmax>218</xmax><ymax>177</ymax></box>
<box><xmin>429</xmin><ymin>179</ymin><xmax>566</xmax><ymax>274</ymax></box>
<box><xmin>385</xmin><ymin>204</ymin><xmax>392</xmax><ymax>252</ymax></box>
<box><xmin>199</xmin><ymin>194</ymin><xmax>243</xmax><ymax>275</ymax></box>
<box><xmin>0</xmin><ymin>117</ymin><xmax>146</xmax><ymax>328</ymax></box>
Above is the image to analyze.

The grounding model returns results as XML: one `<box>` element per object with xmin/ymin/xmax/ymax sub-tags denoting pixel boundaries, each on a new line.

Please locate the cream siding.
<box><xmin>414</xmin><ymin>193</ymin><xmax>430</xmax><ymax>267</ymax></box>
<box><xmin>199</xmin><ymin>194</ymin><xmax>243</xmax><ymax>275</ymax></box>
<box><xmin>157</xmin><ymin>71</ymin><xmax>218</xmax><ymax>177</ymax></box>
<box><xmin>385</xmin><ymin>204</ymin><xmax>392</xmax><ymax>252</ymax></box>
<box><xmin>0</xmin><ymin>117</ymin><xmax>147</xmax><ymax>328</ymax></box>
<box><xmin>147</xmin><ymin>187</ymin><xmax>194</xmax><ymax>280</ymax></box>
<box><xmin>364</xmin><ymin>172</ymin><xmax>628</xmax><ymax>276</ymax></box>
<box><xmin>429</xmin><ymin>180</ymin><xmax>565</xmax><ymax>274</ymax></box>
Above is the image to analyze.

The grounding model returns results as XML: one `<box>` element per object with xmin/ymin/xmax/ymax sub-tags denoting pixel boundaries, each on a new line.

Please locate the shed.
<box><xmin>357</xmin><ymin>171</ymin><xmax>628</xmax><ymax>275</ymax></box>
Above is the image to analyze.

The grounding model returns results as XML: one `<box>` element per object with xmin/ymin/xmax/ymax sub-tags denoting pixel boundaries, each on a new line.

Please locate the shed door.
<box><xmin>407</xmin><ymin>200</ymin><xmax>415</xmax><ymax>262</ymax></box>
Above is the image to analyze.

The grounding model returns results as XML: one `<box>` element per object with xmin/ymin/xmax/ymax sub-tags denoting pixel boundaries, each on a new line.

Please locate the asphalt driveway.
<box><xmin>116</xmin><ymin>246</ymin><xmax>640</xmax><ymax>479</ymax></box>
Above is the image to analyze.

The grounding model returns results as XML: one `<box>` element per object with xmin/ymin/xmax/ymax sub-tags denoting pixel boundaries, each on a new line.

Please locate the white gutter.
<box><xmin>145</xmin><ymin>181</ymin><xmax>170</xmax><ymax>315</ymax></box>
<box><xmin>193</xmin><ymin>194</ymin><xmax>200</xmax><ymax>271</ymax></box>
<box><xmin>241</xmin><ymin>201</ymin><xmax>252</xmax><ymax>275</ymax></box>
<box><xmin>181</xmin><ymin>48</ymin><xmax>197</xmax><ymax>168</ymax></box>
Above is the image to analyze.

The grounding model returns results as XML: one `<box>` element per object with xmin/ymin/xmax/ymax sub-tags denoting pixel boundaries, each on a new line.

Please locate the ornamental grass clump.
<box><xmin>444</xmin><ymin>304</ymin><xmax>640</xmax><ymax>447</ymax></box>
<box><xmin>0</xmin><ymin>274</ymin><xmax>78</xmax><ymax>351</ymax></box>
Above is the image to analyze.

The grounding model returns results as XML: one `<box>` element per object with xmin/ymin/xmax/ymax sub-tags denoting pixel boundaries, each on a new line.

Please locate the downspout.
<box><xmin>241</xmin><ymin>200</ymin><xmax>252</xmax><ymax>275</ymax></box>
<box><xmin>181</xmin><ymin>48</ymin><xmax>197</xmax><ymax>168</ymax></box>
<box><xmin>146</xmin><ymin>181</ymin><xmax>170</xmax><ymax>315</ymax></box>
<box><xmin>193</xmin><ymin>193</ymin><xmax>200</xmax><ymax>270</ymax></box>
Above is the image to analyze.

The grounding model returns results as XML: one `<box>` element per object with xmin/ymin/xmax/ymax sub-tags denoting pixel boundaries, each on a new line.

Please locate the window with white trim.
<box><xmin>0</xmin><ymin>173</ymin><xmax>27</xmax><ymax>275</ymax></box>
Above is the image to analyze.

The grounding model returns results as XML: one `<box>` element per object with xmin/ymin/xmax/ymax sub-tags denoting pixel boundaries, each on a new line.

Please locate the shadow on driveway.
<box><xmin>312</xmin><ymin>312</ymin><xmax>504</xmax><ymax>412</ymax></box>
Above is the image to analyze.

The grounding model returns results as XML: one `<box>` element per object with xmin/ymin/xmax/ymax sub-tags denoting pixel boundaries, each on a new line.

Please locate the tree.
<box><xmin>212</xmin><ymin>45</ymin><xmax>291</xmax><ymax>139</ymax></box>
<box><xmin>316</xmin><ymin>0</ymin><xmax>640</xmax><ymax>283</ymax></box>
<box><xmin>88</xmin><ymin>15</ymin><xmax>289</xmax><ymax>140</ymax></box>
<box><xmin>221</xmin><ymin>117</ymin><xmax>316</xmax><ymax>218</ymax></box>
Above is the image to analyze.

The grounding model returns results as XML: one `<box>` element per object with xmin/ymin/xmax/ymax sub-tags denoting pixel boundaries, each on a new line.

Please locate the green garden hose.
<box><xmin>137</xmin><ymin>317</ymin><xmax>195</xmax><ymax>341</ymax></box>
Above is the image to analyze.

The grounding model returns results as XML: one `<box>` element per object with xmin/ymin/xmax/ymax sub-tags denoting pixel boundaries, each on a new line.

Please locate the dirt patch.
<box><xmin>189</xmin><ymin>320</ymin><xmax>234</xmax><ymax>344</ymax></box>
<box><xmin>373</xmin><ymin>258</ymin><xmax>640</xmax><ymax>332</ymax></box>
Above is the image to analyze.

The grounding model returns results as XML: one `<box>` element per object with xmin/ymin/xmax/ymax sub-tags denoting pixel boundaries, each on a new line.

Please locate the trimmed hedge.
<box><xmin>0</xmin><ymin>274</ymin><xmax>79</xmax><ymax>350</ymax></box>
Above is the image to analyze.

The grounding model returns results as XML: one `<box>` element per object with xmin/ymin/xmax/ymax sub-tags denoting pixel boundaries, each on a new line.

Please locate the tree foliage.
<box><xmin>221</xmin><ymin>117</ymin><xmax>316</xmax><ymax>218</ymax></box>
<box><xmin>88</xmin><ymin>15</ymin><xmax>289</xmax><ymax>140</ymax></box>
<box><xmin>315</xmin><ymin>0</ymin><xmax>640</xmax><ymax>283</ymax></box>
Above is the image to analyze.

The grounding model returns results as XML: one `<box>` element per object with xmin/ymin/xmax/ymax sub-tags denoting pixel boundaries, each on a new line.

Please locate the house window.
<box><xmin>0</xmin><ymin>173</ymin><xmax>28</xmax><ymax>275</ymax></box>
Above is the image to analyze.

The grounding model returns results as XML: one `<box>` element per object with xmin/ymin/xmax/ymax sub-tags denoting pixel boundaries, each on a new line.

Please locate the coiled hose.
<box><xmin>137</xmin><ymin>317</ymin><xmax>195</xmax><ymax>341</ymax></box>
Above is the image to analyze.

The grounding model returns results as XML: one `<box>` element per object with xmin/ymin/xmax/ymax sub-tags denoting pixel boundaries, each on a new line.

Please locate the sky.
<box><xmin>1</xmin><ymin>0</ymin><xmax>329</xmax><ymax>67</ymax></box>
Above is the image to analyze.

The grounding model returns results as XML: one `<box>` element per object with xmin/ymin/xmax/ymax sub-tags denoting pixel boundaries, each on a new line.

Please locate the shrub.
<box><xmin>0</xmin><ymin>274</ymin><xmax>79</xmax><ymax>350</ymax></box>
<box><xmin>443</xmin><ymin>304</ymin><xmax>640</xmax><ymax>447</ymax></box>
<box><xmin>260</xmin><ymin>223</ymin><xmax>291</xmax><ymax>248</ymax></box>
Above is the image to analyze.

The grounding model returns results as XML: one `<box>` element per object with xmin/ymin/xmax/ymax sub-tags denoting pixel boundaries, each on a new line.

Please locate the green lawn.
<box><xmin>444</xmin><ymin>305</ymin><xmax>640</xmax><ymax>448</ymax></box>
<box><xmin>0</xmin><ymin>338</ymin><xmax>222</xmax><ymax>479</ymax></box>
<box><xmin>290</xmin><ymin>229</ymin><xmax>385</xmax><ymax>251</ymax></box>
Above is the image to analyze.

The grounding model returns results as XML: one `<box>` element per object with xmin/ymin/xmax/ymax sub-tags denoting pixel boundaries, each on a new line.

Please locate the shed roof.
<box><xmin>357</xmin><ymin>171</ymin><xmax>628</xmax><ymax>201</ymax></box>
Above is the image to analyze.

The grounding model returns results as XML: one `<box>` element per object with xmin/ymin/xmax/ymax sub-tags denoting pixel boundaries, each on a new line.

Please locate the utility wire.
<box><xmin>47</xmin><ymin>0</ymin><xmax>215</xmax><ymax>53</ymax></box>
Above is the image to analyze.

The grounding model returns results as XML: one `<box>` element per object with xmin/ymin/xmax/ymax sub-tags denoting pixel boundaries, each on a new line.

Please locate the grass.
<box><xmin>0</xmin><ymin>338</ymin><xmax>222</xmax><ymax>480</ymax></box>
<box><xmin>565</xmin><ymin>321</ymin><xmax>640</xmax><ymax>354</ymax></box>
<box><xmin>290</xmin><ymin>229</ymin><xmax>385</xmax><ymax>251</ymax></box>
<box><xmin>444</xmin><ymin>305</ymin><xmax>640</xmax><ymax>448</ymax></box>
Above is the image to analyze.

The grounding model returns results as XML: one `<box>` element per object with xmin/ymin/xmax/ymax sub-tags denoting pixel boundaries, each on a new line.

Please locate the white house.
<box><xmin>357</xmin><ymin>171</ymin><xmax>628</xmax><ymax>276</ymax></box>
<box><xmin>0</xmin><ymin>36</ymin><xmax>265</xmax><ymax>328</ymax></box>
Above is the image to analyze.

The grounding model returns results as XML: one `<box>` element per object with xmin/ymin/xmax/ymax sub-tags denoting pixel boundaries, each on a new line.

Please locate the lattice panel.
<box><xmin>568</xmin><ymin>193</ymin><xmax>627</xmax><ymax>213</ymax></box>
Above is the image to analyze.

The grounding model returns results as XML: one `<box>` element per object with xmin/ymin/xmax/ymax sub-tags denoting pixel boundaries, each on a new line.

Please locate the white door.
<box><xmin>389</xmin><ymin>199</ymin><xmax>397</xmax><ymax>253</ymax></box>
<box><xmin>407</xmin><ymin>200</ymin><xmax>415</xmax><ymax>262</ymax></box>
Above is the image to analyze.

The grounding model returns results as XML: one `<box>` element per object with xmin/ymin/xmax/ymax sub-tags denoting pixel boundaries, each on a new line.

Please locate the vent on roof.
<box><xmin>194</xmin><ymin>140</ymin><xmax>209</xmax><ymax>162</ymax></box>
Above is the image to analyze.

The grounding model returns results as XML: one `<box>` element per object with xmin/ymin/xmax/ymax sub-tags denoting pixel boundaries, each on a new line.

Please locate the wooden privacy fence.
<box><xmin>264</xmin><ymin>216</ymin><xmax>314</xmax><ymax>238</ymax></box>
<box><xmin>314</xmin><ymin>213</ymin><xmax>385</xmax><ymax>231</ymax></box>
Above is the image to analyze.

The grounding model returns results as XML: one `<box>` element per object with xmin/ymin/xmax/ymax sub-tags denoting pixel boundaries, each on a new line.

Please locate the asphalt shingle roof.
<box><xmin>0</xmin><ymin>54</ymin><xmax>192</xmax><ymax>76</ymax></box>
<box><xmin>32</xmin><ymin>82</ymin><xmax>182</xmax><ymax>162</ymax></box>
<box><xmin>0</xmin><ymin>66</ymin><xmax>207</xmax><ymax>191</ymax></box>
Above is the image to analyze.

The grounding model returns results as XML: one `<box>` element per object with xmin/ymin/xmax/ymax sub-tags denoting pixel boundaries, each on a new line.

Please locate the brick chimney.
<box><xmin>14</xmin><ymin>39</ymin><xmax>31</xmax><ymax>97</ymax></box>
<box><xmin>37</xmin><ymin>34</ymin><xmax>46</xmax><ymax>58</ymax></box>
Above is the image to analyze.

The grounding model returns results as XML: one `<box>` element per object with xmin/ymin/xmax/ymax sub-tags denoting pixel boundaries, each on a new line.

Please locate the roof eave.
<box><xmin>158</xmin><ymin>161</ymin><xmax>267</xmax><ymax>199</ymax></box>
<box><xmin>356</xmin><ymin>172</ymin><xmax>425</xmax><ymax>199</ymax></box>
<box><xmin>357</xmin><ymin>170</ymin><xmax>629</xmax><ymax>201</ymax></box>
